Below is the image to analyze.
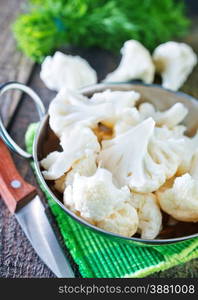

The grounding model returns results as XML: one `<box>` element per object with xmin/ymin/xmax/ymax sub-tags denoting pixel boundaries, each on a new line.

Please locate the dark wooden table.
<box><xmin>0</xmin><ymin>1</ymin><xmax>198</xmax><ymax>278</ymax></box>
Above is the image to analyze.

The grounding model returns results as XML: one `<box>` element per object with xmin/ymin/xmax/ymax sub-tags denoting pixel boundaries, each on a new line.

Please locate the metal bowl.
<box><xmin>1</xmin><ymin>82</ymin><xmax>198</xmax><ymax>246</ymax></box>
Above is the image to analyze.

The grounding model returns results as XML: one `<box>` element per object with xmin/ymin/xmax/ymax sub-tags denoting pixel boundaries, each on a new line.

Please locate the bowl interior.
<box><xmin>35</xmin><ymin>83</ymin><xmax>198</xmax><ymax>243</ymax></box>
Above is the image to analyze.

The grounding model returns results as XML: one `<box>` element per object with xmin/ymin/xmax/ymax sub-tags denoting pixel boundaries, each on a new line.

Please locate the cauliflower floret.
<box><xmin>40</xmin><ymin>51</ymin><xmax>97</xmax><ymax>91</ymax></box>
<box><xmin>148</xmin><ymin>133</ymin><xmax>183</xmax><ymax>179</ymax></box>
<box><xmin>63</xmin><ymin>168</ymin><xmax>131</xmax><ymax>222</ymax></box>
<box><xmin>150</xmin><ymin>127</ymin><xmax>198</xmax><ymax>177</ymax></box>
<box><xmin>41</xmin><ymin>126</ymin><xmax>100</xmax><ymax>180</ymax></box>
<box><xmin>130</xmin><ymin>193</ymin><xmax>162</xmax><ymax>239</ymax></box>
<box><xmin>65</xmin><ymin>155</ymin><xmax>97</xmax><ymax>186</ymax></box>
<box><xmin>151</xmin><ymin>125</ymin><xmax>198</xmax><ymax>175</ymax></box>
<box><xmin>49</xmin><ymin>89</ymin><xmax>110</xmax><ymax>137</ymax></box>
<box><xmin>96</xmin><ymin>203</ymin><xmax>138</xmax><ymax>237</ymax></box>
<box><xmin>90</xmin><ymin>89</ymin><xmax>139</xmax><ymax>107</ymax></box>
<box><xmin>157</xmin><ymin>152</ymin><xmax>198</xmax><ymax>222</ymax></box>
<box><xmin>100</xmin><ymin>118</ymin><xmax>164</xmax><ymax>192</ymax></box>
<box><xmin>103</xmin><ymin>40</ymin><xmax>155</xmax><ymax>83</ymax></box>
<box><xmin>171</xmin><ymin>129</ymin><xmax>198</xmax><ymax>175</ymax></box>
<box><xmin>139</xmin><ymin>102</ymin><xmax>188</xmax><ymax>128</ymax></box>
<box><xmin>54</xmin><ymin>154</ymin><xmax>97</xmax><ymax>193</ymax></box>
<box><xmin>114</xmin><ymin>107</ymin><xmax>140</xmax><ymax>135</ymax></box>
<box><xmin>157</xmin><ymin>174</ymin><xmax>198</xmax><ymax>222</ymax></box>
<box><xmin>153</xmin><ymin>125</ymin><xmax>186</xmax><ymax>140</ymax></box>
<box><xmin>90</xmin><ymin>89</ymin><xmax>140</xmax><ymax>128</ymax></box>
<box><xmin>115</xmin><ymin>101</ymin><xmax>187</xmax><ymax>135</ymax></box>
<box><xmin>49</xmin><ymin>89</ymin><xmax>140</xmax><ymax>137</ymax></box>
<box><xmin>100</xmin><ymin>116</ymin><xmax>196</xmax><ymax>192</ymax></box>
<box><xmin>153</xmin><ymin>41</ymin><xmax>197</xmax><ymax>91</ymax></box>
<box><xmin>100</xmin><ymin>118</ymin><xmax>170</xmax><ymax>192</ymax></box>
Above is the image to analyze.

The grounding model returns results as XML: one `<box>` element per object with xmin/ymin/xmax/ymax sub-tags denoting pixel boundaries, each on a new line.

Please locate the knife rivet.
<box><xmin>11</xmin><ymin>180</ymin><xmax>21</xmax><ymax>189</ymax></box>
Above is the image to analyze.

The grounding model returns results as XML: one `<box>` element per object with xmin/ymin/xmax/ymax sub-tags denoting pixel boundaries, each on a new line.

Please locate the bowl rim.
<box><xmin>33</xmin><ymin>82</ymin><xmax>198</xmax><ymax>245</ymax></box>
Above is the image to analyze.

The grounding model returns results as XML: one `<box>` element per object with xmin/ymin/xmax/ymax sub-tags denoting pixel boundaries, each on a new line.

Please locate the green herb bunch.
<box><xmin>13</xmin><ymin>0</ymin><xmax>189</xmax><ymax>62</ymax></box>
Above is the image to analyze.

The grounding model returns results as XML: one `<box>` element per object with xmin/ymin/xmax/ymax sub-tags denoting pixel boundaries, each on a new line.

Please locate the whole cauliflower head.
<box><xmin>130</xmin><ymin>193</ymin><xmax>162</xmax><ymax>239</ymax></box>
<box><xmin>103</xmin><ymin>40</ymin><xmax>155</xmax><ymax>83</ymax></box>
<box><xmin>40</xmin><ymin>51</ymin><xmax>97</xmax><ymax>91</ymax></box>
<box><xmin>153</xmin><ymin>41</ymin><xmax>197</xmax><ymax>91</ymax></box>
<box><xmin>49</xmin><ymin>88</ymin><xmax>140</xmax><ymax>137</ymax></box>
<box><xmin>96</xmin><ymin>203</ymin><xmax>138</xmax><ymax>237</ymax></box>
<box><xmin>63</xmin><ymin>168</ymin><xmax>132</xmax><ymax>222</ymax></box>
<box><xmin>41</xmin><ymin>126</ymin><xmax>100</xmax><ymax>180</ymax></box>
<box><xmin>157</xmin><ymin>152</ymin><xmax>198</xmax><ymax>222</ymax></box>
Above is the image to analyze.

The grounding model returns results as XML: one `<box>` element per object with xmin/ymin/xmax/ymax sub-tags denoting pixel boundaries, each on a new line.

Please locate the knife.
<box><xmin>0</xmin><ymin>138</ymin><xmax>75</xmax><ymax>278</ymax></box>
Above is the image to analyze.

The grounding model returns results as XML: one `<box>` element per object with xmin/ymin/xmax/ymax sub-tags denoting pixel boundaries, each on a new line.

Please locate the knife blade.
<box><xmin>0</xmin><ymin>138</ymin><xmax>75</xmax><ymax>278</ymax></box>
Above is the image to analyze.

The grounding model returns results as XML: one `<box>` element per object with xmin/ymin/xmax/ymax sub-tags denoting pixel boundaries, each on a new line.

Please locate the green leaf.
<box><xmin>13</xmin><ymin>0</ymin><xmax>190</xmax><ymax>62</ymax></box>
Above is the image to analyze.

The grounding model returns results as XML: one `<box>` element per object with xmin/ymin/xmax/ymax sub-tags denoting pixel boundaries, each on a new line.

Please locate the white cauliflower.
<box><xmin>90</xmin><ymin>89</ymin><xmax>139</xmax><ymax>107</ymax></box>
<box><xmin>153</xmin><ymin>41</ymin><xmax>197</xmax><ymax>91</ymax></box>
<box><xmin>115</xmin><ymin>101</ymin><xmax>188</xmax><ymax>135</ymax></box>
<box><xmin>153</xmin><ymin>125</ymin><xmax>186</xmax><ymax>140</ymax></box>
<box><xmin>40</xmin><ymin>51</ymin><xmax>97</xmax><ymax>91</ymax></box>
<box><xmin>103</xmin><ymin>40</ymin><xmax>155</xmax><ymax>83</ymax></box>
<box><xmin>157</xmin><ymin>151</ymin><xmax>198</xmax><ymax>222</ymax></box>
<box><xmin>49</xmin><ymin>89</ymin><xmax>140</xmax><ymax>137</ymax></box>
<box><xmin>138</xmin><ymin>103</ymin><xmax>198</xmax><ymax>175</ymax></box>
<box><xmin>113</xmin><ymin>107</ymin><xmax>140</xmax><ymax>135</ymax></box>
<box><xmin>139</xmin><ymin>102</ymin><xmax>188</xmax><ymax>128</ymax></box>
<box><xmin>41</xmin><ymin>126</ymin><xmax>100</xmax><ymax>180</ymax></box>
<box><xmin>130</xmin><ymin>193</ymin><xmax>162</xmax><ymax>239</ymax></box>
<box><xmin>100</xmin><ymin>118</ymin><xmax>167</xmax><ymax>192</ymax></box>
<box><xmin>54</xmin><ymin>154</ymin><xmax>97</xmax><ymax>193</ymax></box>
<box><xmin>63</xmin><ymin>168</ymin><xmax>132</xmax><ymax>222</ymax></box>
<box><xmin>49</xmin><ymin>89</ymin><xmax>110</xmax><ymax>137</ymax></box>
<box><xmin>96</xmin><ymin>203</ymin><xmax>138</xmax><ymax>237</ymax></box>
<box><xmin>148</xmin><ymin>132</ymin><xmax>183</xmax><ymax>179</ymax></box>
<box><xmin>42</xmin><ymin>84</ymin><xmax>198</xmax><ymax>238</ymax></box>
<box><xmin>100</xmin><ymin>117</ymin><xmax>196</xmax><ymax>192</ymax></box>
<box><xmin>90</xmin><ymin>89</ymin><xmax>140</xmax><ymax>128</ymax></box>
<box><xmin>177</xmin><ymin>134</ymin><xmax>198</xmax><ymax>175</ymax></box>
<box><xmin>150</xmin><ymin>125</ymin><xmax>198</xmax><ymax>177</ymax></box>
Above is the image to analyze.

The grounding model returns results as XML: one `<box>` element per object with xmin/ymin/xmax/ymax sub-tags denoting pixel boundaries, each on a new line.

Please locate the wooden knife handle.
<box><xmin>0</xmin><ymin>138</ymin><xmax>36</xmax><ymax>213</ymax></box>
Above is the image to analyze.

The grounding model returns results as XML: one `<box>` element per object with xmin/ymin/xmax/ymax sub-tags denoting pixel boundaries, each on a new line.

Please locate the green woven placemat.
<box><xmin>26</xmin><ymin>123</ymin><xmax>198</xmax><ymax>278</ymax></box>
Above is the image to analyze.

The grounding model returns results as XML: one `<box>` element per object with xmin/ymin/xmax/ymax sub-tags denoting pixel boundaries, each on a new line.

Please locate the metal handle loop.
<box><xmin>0</xmin><ymin>82</ymin><xmax>45</xmax><ymax>159</ymax></box>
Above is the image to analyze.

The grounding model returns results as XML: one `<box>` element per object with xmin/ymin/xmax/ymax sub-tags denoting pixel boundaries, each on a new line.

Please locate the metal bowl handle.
<box><xmin>0</xmin><ymin>82</ymin><xmax>46</xmax><ymax>159</ymax></box>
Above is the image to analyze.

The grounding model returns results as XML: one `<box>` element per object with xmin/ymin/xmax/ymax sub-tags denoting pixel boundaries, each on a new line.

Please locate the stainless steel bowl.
<box><xmin>1</xmin><ymin>81</ymin><xmax>198</xmax><ymax>246</ymax></box>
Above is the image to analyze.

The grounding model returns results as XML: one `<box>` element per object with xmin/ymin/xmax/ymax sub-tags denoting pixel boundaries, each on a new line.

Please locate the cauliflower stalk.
<box><xmin>157</xmin><ymin>152</ymin><xmax>198</xmax><ymax>222</ymax></box>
